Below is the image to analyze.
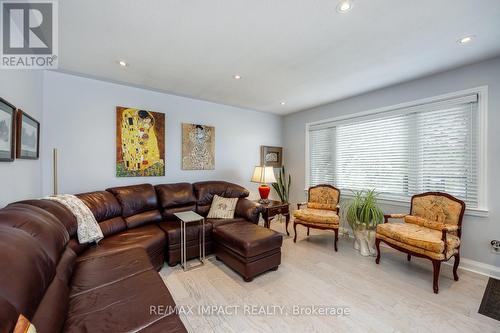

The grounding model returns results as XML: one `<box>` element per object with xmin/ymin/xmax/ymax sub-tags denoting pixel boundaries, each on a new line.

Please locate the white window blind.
<box><xmin>308</xmin><ymin>94</ymin><xmax>480</xmax><ymax>208</ymax></box>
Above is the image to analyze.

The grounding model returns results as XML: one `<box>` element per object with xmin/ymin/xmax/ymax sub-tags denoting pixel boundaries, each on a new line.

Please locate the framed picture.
<box><xmin>260</xmin><ymin>146</ymin><xmax>283</xmax><ymax>168</ymax></box>
<box><xmin>182</xmin><ymin>123</ymin><xmax>215</xmax><ymax>170</ymax></box>
<box><xmin>0</xmin><ymin>98</ymin><xmax>16</xmax><ymax>161</ymax></box>
<box><xmin>16</xmin><ymin>110</ymin><xmax>40</xmax><ymax>159</ymax></box>
<box><xmin>116</xmin><ymin>106</ymin><xmax>165</xmax><ymax>177</ymax></box>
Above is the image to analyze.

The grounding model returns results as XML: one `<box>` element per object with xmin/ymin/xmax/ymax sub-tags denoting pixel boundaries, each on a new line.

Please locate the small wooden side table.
<box><xmin>255</xmin><ymin>200</ymin><xmax>290</xmax><ymax>236</ymax></box>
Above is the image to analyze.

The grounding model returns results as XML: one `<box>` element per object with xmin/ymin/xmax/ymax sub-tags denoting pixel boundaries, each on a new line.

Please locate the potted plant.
<box><xmin>343</xmin><ymin>189</ymin><xmax>384</xmax><ymax>256</ymax></box>
<box><xmin>272</xmin><ymin>166</ymin><xmax>291</xmax><ymax>203</ymax></box>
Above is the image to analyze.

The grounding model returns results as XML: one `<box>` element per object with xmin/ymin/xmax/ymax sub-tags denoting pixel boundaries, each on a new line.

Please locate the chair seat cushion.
<box><xmin>293</xmin><ymin>208</ymin><xmax>339</xmax><ymax>224</ymax></box>
<box><xmin>377</xmin><ymin>222</ymin><xmax>460</xmax><ymax>254</ymax></box>
<box><xmin>376</xmin><ymin>233</ymin><xmax>458</xmax><ymax>260</ymax></box>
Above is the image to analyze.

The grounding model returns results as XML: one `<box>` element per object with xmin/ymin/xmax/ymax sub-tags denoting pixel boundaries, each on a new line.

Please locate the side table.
<box><xmin>174</xmin><ymin>211</ymin><xmax>205</xmax><ymax>271</ymax></box>
<box><xmin>255</xmin><ymin>200</ymin><xmax>290</xmax><ymax>236</ymax></box>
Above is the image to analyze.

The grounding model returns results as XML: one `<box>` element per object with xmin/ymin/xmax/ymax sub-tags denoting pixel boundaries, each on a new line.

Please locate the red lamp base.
<box><xmin>258</xmin><ymin>184</ymin><xmax>271</xmax><ymax>203</ymax></box>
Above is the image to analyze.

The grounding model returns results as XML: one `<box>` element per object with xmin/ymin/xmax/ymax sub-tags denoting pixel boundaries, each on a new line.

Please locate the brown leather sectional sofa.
<box><xmin>0</xmin><ymin>181</ymin><xmax>282</xmax><ymax>333</ymax></box>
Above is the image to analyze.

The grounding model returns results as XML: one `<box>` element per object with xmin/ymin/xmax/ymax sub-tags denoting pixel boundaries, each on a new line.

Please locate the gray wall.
<box><xmin>41</xmin><ymin>71</ymin><xmax>282</xmax><ymax>197</ymax></box>
<box><xmin>0</xmin><ymin>71</ymin><xmax>43</xmax><ymax>207</ymax></box>
<box><xmin>283</xmin><ymin>56</ymin><xmax>500</xmax><ymax>268</ymax></box>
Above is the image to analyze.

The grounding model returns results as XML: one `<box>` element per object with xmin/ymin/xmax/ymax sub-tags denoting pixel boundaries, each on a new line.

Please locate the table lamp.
<box><xmin>251</xmin><ymin>166</ymin><xmax>277</xmax><ymax>203</ymax></box>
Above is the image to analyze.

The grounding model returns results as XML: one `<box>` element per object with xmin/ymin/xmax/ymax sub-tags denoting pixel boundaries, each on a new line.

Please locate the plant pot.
<box><xmin>353</xmin><ymin>224</ymin><xmax>377</xmax><ymax>257</ymax></box>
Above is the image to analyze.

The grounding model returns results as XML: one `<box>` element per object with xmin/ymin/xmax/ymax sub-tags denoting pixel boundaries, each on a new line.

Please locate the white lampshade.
<box><xmin>251</xmin><ymin>166</ymin><xmax>277</xmax><ymax>184</ymax></box>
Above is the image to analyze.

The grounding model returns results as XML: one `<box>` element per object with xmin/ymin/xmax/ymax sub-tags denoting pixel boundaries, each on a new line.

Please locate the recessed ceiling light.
<box><xmin>337</xmin><ymin>1</ymin><xmax>353</xmax><ymax>13</ymax></box>
<box><xmin>458</xmin><ymin>35</ymin><xmax>475</xmax><ymax>45</ymax></box>
<box><xmin>118</xmin><ymin>60</ymin><xmax>128</xmax><ymax>67</ymax></box>
<box><xmin>280</xmin><ymin>101</ymin><xmax>286</xmax><ymax>106</ymax></box>
<box><xmin>233</xmin><ymin>74</ymin><xmax>242</xmax><ymax>80</ymax></box>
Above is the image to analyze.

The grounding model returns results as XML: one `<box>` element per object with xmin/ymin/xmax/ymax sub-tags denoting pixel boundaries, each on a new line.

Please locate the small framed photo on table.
<box><xmin>0</xmin><ymin>98</ymin><xmax>16</xmax><ymax>162</ymax></box>
<box><xmin>16</xmin><ymin>110</ymin><xmax>40</xmax><ymax>159</ymax></box>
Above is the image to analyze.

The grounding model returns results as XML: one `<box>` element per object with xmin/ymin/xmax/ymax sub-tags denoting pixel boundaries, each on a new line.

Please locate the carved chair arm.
<box><xmin>442</xmin><ymin>230</ymin><xmax>448</xmax><ymax>254</ymax></box>
<box><xmin>383</xmin><ymin>214</ymin><xmax>407</xmax><ymax>223</ymax></box>
<box><xmin>297</xmin><ymin>202</ymin><xmax>307</xmax><ymax>210</ymax></box>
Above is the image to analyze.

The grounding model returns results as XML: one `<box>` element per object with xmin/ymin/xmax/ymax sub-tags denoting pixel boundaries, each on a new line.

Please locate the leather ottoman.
<box><xmin>212</xmin><ymin>221</ymin><xmax>283</xmax><ymax>282</ymax></box>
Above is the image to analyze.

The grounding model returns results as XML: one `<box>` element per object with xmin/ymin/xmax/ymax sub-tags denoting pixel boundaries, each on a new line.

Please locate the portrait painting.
<box><xmin>182</xmin><ymin>123</ymin><xmax>215</xmax><ymax>170</ymax></box>
<box><xmin>116</xmin><ymin>106</ymin><xmax>165</xmax><ymax>177</ymax></box>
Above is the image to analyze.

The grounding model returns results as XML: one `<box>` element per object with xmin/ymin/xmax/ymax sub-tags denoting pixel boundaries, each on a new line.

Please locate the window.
<box><xmin>307</xmin><ymin>90</ymin><xmax>486</xmax><ymax>210</ymax></box>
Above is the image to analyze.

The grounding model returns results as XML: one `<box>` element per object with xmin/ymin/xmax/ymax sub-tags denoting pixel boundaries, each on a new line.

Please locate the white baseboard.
<box><xmin>443</xmin><ymin>257</ymin><xmax>500</xmax><ymax>280</ymax></box>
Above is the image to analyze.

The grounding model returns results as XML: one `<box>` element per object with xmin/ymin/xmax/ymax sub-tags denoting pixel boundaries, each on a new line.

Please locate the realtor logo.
<box><xmin>1</xmin><ymin>0</ymin><xmax>58</xmax><ymax>69</ymax></box>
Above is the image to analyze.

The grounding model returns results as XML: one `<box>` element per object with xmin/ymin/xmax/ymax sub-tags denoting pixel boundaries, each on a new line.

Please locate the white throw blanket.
<box><xmin>47</xmin><ymin>194</ymin><xmax>104</xmax><ymax>244</ymax></box>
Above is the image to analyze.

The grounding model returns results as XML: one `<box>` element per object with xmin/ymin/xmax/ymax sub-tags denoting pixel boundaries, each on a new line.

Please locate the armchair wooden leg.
<box><xmin>375</xmin><ymin>238</ymin><xmax>381</xmax><ymax>264</ymax></box>
<box><xmin>307</xmin><ymin>227</ymin><xmax>310</xmax><ymax>236</ymax></box>
<box><xmin>407</xmin><ymin>254</ymin><xmax>411</xmax><ymax>261</ymax></box>
<box><xmin>333</xmin><ymin>229</ymin><xmax>338</xmax><ymax>252</ymax></box>
<box><xmin>453</xmin><ymin>254</ymin><xmax>460</xmax><ymax>281</ymax></box>
<box><xmin>432</xmin><ymin>260</ymin><xmax>441</xmax><ymax>294</ymax></box>
<box><xmin>293</xmin><ymin>223</ymin><xmax>298</xmax><ymax>243</ymax></box>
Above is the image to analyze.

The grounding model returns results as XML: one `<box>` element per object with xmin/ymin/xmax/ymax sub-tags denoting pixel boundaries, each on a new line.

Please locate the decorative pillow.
<box><xmin>207</xmin><ymin>195</ymin><xmax>238</xmax><ymax>219</ymax></box>
<box><xmin>14</xmin><ymin>315</ymin><xmax>37</xmax><ymax>333</ymax></box>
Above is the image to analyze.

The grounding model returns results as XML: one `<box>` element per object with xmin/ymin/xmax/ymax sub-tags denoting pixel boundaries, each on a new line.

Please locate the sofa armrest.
<box><xmin>235</xmin><ymin>198</ymin><xmax>263</xmax><ymax>224</ymax></box>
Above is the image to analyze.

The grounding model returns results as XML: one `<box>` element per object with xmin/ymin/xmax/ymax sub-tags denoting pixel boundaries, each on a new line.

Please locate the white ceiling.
<box><xmin>58</xmin><ymin>0</ymin><xmax>500</xmax><ymax>115</ymax></box>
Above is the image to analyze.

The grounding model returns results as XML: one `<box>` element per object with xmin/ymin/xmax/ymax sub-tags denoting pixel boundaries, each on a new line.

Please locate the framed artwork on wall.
<box><xmin>182</xmin><ymin>123</ymin><xmax>215</xmax><ymax>170</ymax></box>
<box><xmin>16</xmin><ymin>110</ymin><xmax>40</xmax><ymax>159</ymax></box>
<box><xmin>0</xmin><ymin>98</ymin><xmax>16</xmax><ymax>161</ymax></box>
<box><xmin>116</xmin><ymin>106</ymin><xmax>165</xmax><ymax>177</ymax></box>
<box><xmin>260</xmin><ymin>145</ymin><xmax>283</xmax><ymax>168</ymax></box>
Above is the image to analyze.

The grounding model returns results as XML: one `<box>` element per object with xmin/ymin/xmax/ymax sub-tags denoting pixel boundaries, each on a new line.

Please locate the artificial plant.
<box><xmin>272</xmin><ymin>166</ymin><xmax>291</xmax><ymax>203</ymax></box>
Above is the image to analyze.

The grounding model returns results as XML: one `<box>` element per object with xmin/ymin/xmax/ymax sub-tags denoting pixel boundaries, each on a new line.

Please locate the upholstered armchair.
<box><xmin>375</xmin><ymin>192</ymin><xmax>465</xmax><ymax>293</ymax></box>
<box><xmin>293</xmin><ymin>185</ymin><xmax>341</xmax><ymax>251</ymax></box>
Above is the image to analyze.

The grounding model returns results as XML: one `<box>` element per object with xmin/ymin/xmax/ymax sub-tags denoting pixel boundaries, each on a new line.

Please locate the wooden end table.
<box><xmin>255</xmin><ymin>200</ymin><xmax>290</xmax><ymax>236</ymax></box>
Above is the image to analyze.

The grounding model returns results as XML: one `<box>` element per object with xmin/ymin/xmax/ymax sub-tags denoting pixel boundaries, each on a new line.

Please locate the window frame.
<box><xmin>305</xmin><ymin>86</ymin><xmax>488</xmax><ymax>217</ymax></box>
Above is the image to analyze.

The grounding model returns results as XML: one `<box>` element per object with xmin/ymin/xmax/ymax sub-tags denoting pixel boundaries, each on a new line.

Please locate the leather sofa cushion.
<box><xmin>107</xmin><ymin>184</ymin><xmax>159</xmax><ymax>217</ymax></box>
<box><xmin>31</xmin><ymin>276</ymin><xmax>69</xmax><ymax>333</ymax></box>
<box><xmin>71</xmin><ymin>247</ymin><xmax>154</xmax><ymax>297</ymax></box>
<box><xmin>158</xmin><ymin>220</ymin><xmax>212</xmax><ymax>246</ymax></box>
<box><xmin>0</xmin><ymin>297</ymin><xmax>19</xmax><ymax>333</ymax></box>
<box><xmin>76</xmin><ymin>191</ymin><xmax>128</xmax><ymax>237</ymax></box>
<box><xmin>77</xmin><ymin>224</ymin><xmax>166</xmax><ymax>270</ymax></box>
<box><xmin>125</xmin><ymin>209</ymin><xmax>163</xmax><ymax>229</ymax></box>
<box><xmin>0</xmin><ymin>204</ymin><xmax>69</xmax><ymax>264</ymax></box>
<box><xmin>155</xmin><ymin>183</ymin><xmax>196</xmax><ymax>209</ymax></box>
<box><xmin>206</xmin><ymin>217</ymin><xmax>247</xmax><ymax>228</ymax></box>
<box><xmin>31</xmin><ymin>247</ymin><xmax>76</xmax><ymax>333</ymax></box>
<box><xmin>161</xmin><ymin>204</ymin><xmax>197</xmax><ymax>220</ymax></box>
<box><xmin>193</xmin><ymin>181</ymin><xmax>249</xmax><ymax>216</ymax></box>
<box><xmin>213</xmin><ymin>221</ymin><xmax>283</xmax><ymax>258</ymax></box>
<box><xmin>0</xmin><ymin>225</ymin><xmax>55</xmax><ymax>319</ymax></box>
<box><xmin>64</xmin><ymin>270</ymin><xmax>180</xmax><ymax>333</ymax></box>
<box><xmin>76</xmin><ymin>191</ymin><xmax>122</xmax><ymax>222</ymax></box>
<box><xmin>14</xmin><ymin>199</ymin><xmax>78</xmax><ymax>237</ymax></box>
